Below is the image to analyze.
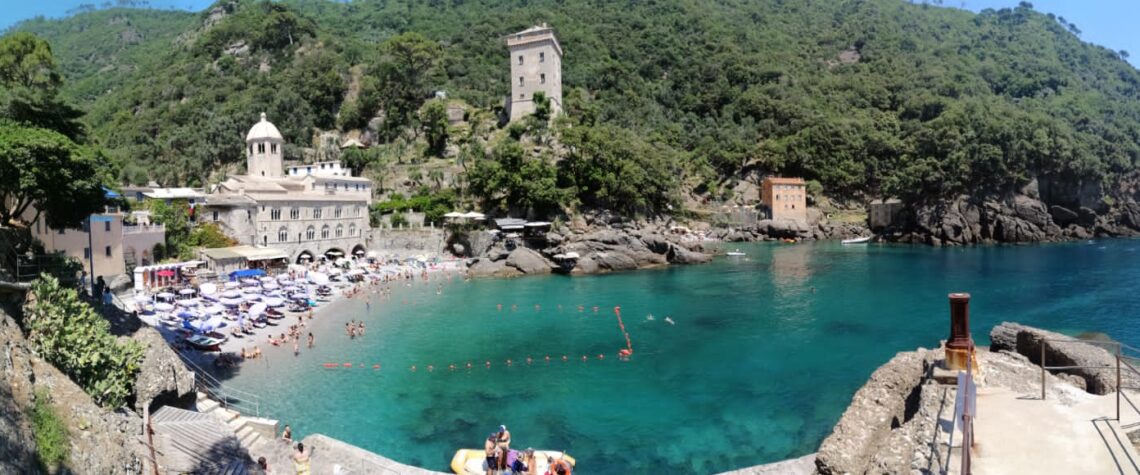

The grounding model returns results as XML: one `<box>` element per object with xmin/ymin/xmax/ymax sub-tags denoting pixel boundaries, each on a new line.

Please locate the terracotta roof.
<box><xmin>763</xmin><ymin>177</ymin><xmax>806</xmax><ymax>185</ymax></box>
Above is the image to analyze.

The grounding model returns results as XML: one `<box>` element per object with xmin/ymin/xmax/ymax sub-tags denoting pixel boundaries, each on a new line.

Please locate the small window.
<box><xmin>84</xmin><ymin>248</ymin><xmax>90</xmax><ymax>258</ymax></box>
<box><xmin>104</xmin><ymin>221</ymin><xmax>111</xmax><ymax>232</ymax></box>
<box><xmin>278</xmin><ymin>227</ymin><xmax>288</xmax><ymax>242</ymax></box>
<box><xmin>105</xmin><ymin>246</ymin><xmax>112</xmax><ymax>257</ymax></box>
<box><xmin>336</xmin><ymin>224</ymin><xmax>344</xmax><ymax>238</ymax></box>
<box><xmin>313</xmin><ymin>208</ymin><xmax>322</xmax><ymax>219</ymax></box>
<box><xmin>271</xmin><ymin>143</ymin><xmax>277</xmax><ymax>154</ymax></box>
<box><xmin>519</xmin><ymin>93</ymin><xmax>525</xmax><ymax>99</ymax></box>
<box><xmin>335</xmin><ymin>206</ymin><xmax>342</xmax><ymax>218</ymax></box>
<box><xmin>212</xmin><ymin>211</ymin><xmax>219</xmax><ymax>221</ymax></box>
<box><xmin>321</xmin><ymin>225</ymin><xmax>330</xmax><ymax>239</ymax></box>
<box><xmin>519</xmin><ymin>76</ymin><xmax>524</xmax><ymax>86</ymax></box>
<box><xmin>58</xmin><ymin>228</ymin><xmax>65</xmax><ymax>235</ymax></box>
<box><xmin>518</xmin><ymin>55</ymin><xmax>524</xmax><ymax>65</ymax></box>
<box><xmin>258</xmin><ymin>143</ymin><xmax>265</xmax><ymax>154</ymax></box>
<box><xmin>306</xmin><ymin>226</ymin><xmax>315</xmax><ymax>240</ymax></box>
<box><xmin>290</xmin><ymin>207</ymin><xmax>299</xmax><ymax>220</ymax></box>
<box><xmin>540</xmin><ymin>73</ymin><xmax>546</xmax><ymax>84</ymax></box>
<box><xmin>539</xmin><ymin>52</ymin><xmax>545</xmax><ymax>62</ymax></box>
<box><xmin>248</xmin><ymin>145</ymin><xmax>253</xmax><ymax>155</ymax></box>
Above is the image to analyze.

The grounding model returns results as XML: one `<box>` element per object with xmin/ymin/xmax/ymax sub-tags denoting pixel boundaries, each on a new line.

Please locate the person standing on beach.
<box><xmin>293</xmin><ymin>340</ymin><xmax>299</xmax><ymax>356</ymax></box>
<box><xmin>292</xmin><ymin>442</ymin><xmax>310</xmax><ymax>475</ymax></box>
<box><xmin>307</xmin><ymin>332</ymin><xmax>314</xmax><ymax>348</ymax></box>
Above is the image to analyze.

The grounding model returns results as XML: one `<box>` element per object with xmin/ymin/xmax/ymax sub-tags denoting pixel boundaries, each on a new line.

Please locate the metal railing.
<box><xmin>174</xmin><ymin>349</ymin><xmax>262</xmax><ymax>417</ymax></box>
<box><xmin>945</xmin><ymin>354</ymin><xmax>977</xmax><ymax>475</ymax></box>
<box><xmin>1038</xmin><ymin>338</ymin><xmax>1140</xmax><ymax>425</ymax></box>
<box><xmin>123</xmin><ymin>224</ymin><xmax>165</xmax><ymax>235</ymax></box>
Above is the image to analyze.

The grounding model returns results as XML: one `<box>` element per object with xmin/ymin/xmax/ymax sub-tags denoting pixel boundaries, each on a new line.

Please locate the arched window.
<box><xmin>305</xmin><ymin>226</ymin><xmax>315</xmax><ymax>240</ymax></box>
<box><xmin>321</xmin><ymin>225</ymin><xmax>330</xmax><ymax>239</ymax></box>
<box><xmin>335</xmin><ymin>206</ymin><xmax>342</xmax><ymax>218</ymax></box>
<box><xmin>270</xmin><ymin>208</ymin><xmax>281</xmax><ymax>220</ymax></box>
<box><xmin>336</xmin><ymin>224</ymin><xmax>343</xmax><ymax>238</ymax></box>
<box><xmin>278</xmin><ymin>227</ymin><xmax>288</xmax><ymax>242</ymax></box>
<box><xmin>313</xmin><ymin>207</ymin><xmax>322</xmax><ymax>219</ymax></box>
<box><xmin>290</xmin><ymin>207</ymin><xmax>299</xmax><ymax>220</ymax></box>
<box><xmin>349</xmin><ymin>223</ymin><xmax>356</xmax><ymax>236</ymax></box>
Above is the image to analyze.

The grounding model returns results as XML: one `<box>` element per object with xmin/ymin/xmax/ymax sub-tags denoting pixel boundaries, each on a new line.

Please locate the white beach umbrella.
<box><xmin>241</xmin><ymin>278</ymin><xmax>259</xmax><ymax>285</ymax></box>
<box><xmin>264</xmin><ymin>297</ymin><xmax>285</xmax><ymax>307</ymax></box>
<box><xmin>202</xmin><ymin>304</ymin><xmax>225</xmax><ymax>315</ymax></box>
<box><xmin>223</xmin><ymin>281</ymin><xmax>241</xmax><ymax>289</ymax></box>
<box><xmin>220</xmin><ymin>297</ymin><xmax>243</xmax><ymax>307</ymax></box>
<box><xmin>221</xmin><ymin>290</ymin><xmax>241</xmax><ymax>298</ymax></box>
<box><xmin>154</xmin><ymin>302</ymin><xmax>174</xmax><ymax>312</ymax></box>
<box><xmin>176</xmin><ymin>298</ymin><xmax>199</xmax><ymax>307</ymax></box>
<box><xmin>308</xmin><ymin>272</ymin><xmax>329</xmax><ymax>284</ymax></box>
<box><xmin>242</xmin><ymin>293</ymin><xmax>261</xmax><ymax>302</ymax></box>
<box><xmin>248</xmin><ymin>302</ymin><xmax>268</xmax><ymax>316</ymax></box>
<box><xmin>242</xmin><ymin>286</ymin><xmax>262</xmax><ymax>293</ymax></box>
<box><xmin>198</xmin><ymin>283</ymin><xmax>218</xmax><ymax>295</ymax></box>
<box><xmin>262</xmin><ymin>282</ymin><xmax>279</xmax><ymax>290</ymax></box>
<box><xmin>134</xmin><ymin>294</ymin><xmax>151</xmax><ymax>303</ymax></box>
<box><xmin>156</xmin><ymin>292</ymin><xmax>175</xmax><ymax>300</ymax></box>
<box><xmin>178</xmin><ymin>288</ymin><xmax>196</xmax><ymax>295</ymax></box>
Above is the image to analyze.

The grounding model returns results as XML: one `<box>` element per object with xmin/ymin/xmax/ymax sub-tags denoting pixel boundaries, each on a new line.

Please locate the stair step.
<box><xmin>239</xmin><ymin>430</ymin><xmax>261</xmax><ymax>448</ymax></box>
<box><xmin>196</xmin><ymin>391</ymin><xmax>209</xmax><ymax>401</ymax></box>
<box><xmin>228</xmin><ymin>416</ymin><xmax>249</xmax><ymax>433</ymax></box>
<box><xmin>196</xmin><ymin>399</ymin><xmax>220</xmax><ymax>413</ymax></box>
<box><xmin>215</xmin><ymin>407</ymin><xmax>241</xmax><ymax>423</ymax></box>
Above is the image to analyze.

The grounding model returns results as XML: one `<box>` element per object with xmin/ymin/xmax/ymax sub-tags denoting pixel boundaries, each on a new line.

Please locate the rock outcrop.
<box><xmin>131</xmin><ymin>326</ymin><xmax>197</xmax><ymax>413</ymax></box>
<box><xmin>504</xmin><ymin>248</ymin><xmax>553</xmax><ymax>274</ymax></box>
<box><xmin>989</xmin><ymin>322</ymin><xmax>1128</xmax><ymax>394</ymax></box>
<box><xmin>0</xmin><ymin>308</ymin><xmax>145</xmax><ymax>474</ymax></box>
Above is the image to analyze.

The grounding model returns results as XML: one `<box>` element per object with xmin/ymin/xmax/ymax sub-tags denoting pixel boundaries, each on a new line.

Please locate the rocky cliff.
<box><xmin>465</xmin><ymin>215</ymin><xmax>711</xmax><ymax>277</ymax></box>
<box><xmin>0</xmin><ymin>307</ymin><xmax>145</xmax><ymax>474</ymax></box>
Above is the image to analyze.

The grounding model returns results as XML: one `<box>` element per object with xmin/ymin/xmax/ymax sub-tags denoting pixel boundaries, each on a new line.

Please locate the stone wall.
<box><xmin>814</xmin><ymin>349</ymin><xmax>935</xmax><ymax>475</ymax></box>
<box><xmin>368</xmin><ymin>227</ymin><xmax>446</xmax><ymax>257</ymax></box>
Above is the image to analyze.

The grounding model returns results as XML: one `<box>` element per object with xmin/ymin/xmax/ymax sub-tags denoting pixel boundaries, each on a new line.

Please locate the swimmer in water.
<box><xmin>646</xmin><ymin>314</ymin><xmax>655</xmax><ymax>321</ymax></box>
<box><xmin>664</xmin><ymin>316</ymin><xmax>675</xmax><ymax>325</ymax></box>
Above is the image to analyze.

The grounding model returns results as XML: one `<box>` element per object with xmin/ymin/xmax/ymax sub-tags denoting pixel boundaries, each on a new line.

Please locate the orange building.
<box><xmin>761</xmin><ymin>177</ymin><xmax>807</xmax><ymax>223</ymax></box>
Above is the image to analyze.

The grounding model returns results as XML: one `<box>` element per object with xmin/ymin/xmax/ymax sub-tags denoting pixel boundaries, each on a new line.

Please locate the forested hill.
<box><xmin>9</xmin><ymin>0</ymin><xmax>1140</xmax><ymax>211</ymax></box>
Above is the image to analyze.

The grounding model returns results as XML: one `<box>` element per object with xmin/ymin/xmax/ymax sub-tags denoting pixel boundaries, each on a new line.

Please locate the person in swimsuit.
<box><xmin>548</xmin><ymin>456</ymin><xmax>572</xmax><ymax>475</ymax></box>
<box><xmin>281</xmin><ymin>424</ymin><xmax>292</xmax><ymax>442</ymax></box>
<box><xmin>484</xmin><ymin>433</ymin><xmax>499</xmax><ymax>475</ymax></box>
<box><xmin>307</xmin><ymin>332</ymin><xmax>314</xmax><ymax>348</ymax></box>
<box><xmin>292</xmin><ymin>442</ymin><xmax>310</xmax><ymax>475</ymax></box>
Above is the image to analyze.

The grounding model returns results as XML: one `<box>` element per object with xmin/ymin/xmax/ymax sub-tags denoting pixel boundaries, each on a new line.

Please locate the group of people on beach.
<box><xmin>483</xmin><ymin>425</ymin><xmax>571</xmax><ymax>475</ymax></box>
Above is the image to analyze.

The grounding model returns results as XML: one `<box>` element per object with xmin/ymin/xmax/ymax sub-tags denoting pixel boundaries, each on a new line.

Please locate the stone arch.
<box><xmin>296</xmin><ymin>250</ymin><xmax>314</xmax><ymax>264</ymax></box>
<box><xmin>323</xmin><ymin>247</ymin><xmax>346</xmax><ymax>260</ymax></box>
<box><xmin>140</xmin><ymin>249</ymin><xmax>152</xmax><ymax>266</ymax></box>
<box><xmin>351</xmin><ymin>243</ymin><xmax>367</xmax><ymax>258</ymax></box>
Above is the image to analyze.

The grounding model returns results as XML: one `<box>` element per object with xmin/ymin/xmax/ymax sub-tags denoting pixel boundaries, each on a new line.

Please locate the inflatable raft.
<box><xmin>451</xmin><ymin>449</ymin><xmax>575</xmax><ymax>474</ymax></box>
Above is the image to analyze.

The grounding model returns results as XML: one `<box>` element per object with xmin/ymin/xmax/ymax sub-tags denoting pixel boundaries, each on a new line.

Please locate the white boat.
<box><xmin>451</xmin><ymin>449</ymin><xmax>574</xmax><ymax>475</ymax></box>
<box><xmin>842</xmin><ymin>236</ymin><xmax>873</xmax><ymax>244</ymax></box>
<box><xmin>726</xmin><ymin>249</ymin><xmax>746</xmax><ymax>256</ymax></box>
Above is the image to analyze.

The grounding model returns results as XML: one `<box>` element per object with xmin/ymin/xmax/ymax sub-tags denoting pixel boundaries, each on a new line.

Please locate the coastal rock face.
<box><xmin>0</xmin><ymin>308</ymin><xmax>144</xmax><ymax>474</ymax></box>
<box><xmin>989</xmin><ymin>322</ymin><xmax>1127</xmax><ymax>394</ymax></box>
<box><xmin>131</xmin><ymin>326</ymin><xmax>196</xmax><ymax>414</ymax></box>
<box><xmin>505</xmin><ymin>248</ymin><xmax>553</xmax><ymax>274</ymax></box>
<box><xmin>815</xmin><ymin>349</ymin><xmax>934</xmax><ymax>475</ymax></box>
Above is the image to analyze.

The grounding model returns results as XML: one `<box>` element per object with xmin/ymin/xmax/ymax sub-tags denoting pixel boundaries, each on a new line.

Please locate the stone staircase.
<box><xmin>194</xmin><ymin>392</ymin><xmax>278</xmax><ymax>454</ymax></box>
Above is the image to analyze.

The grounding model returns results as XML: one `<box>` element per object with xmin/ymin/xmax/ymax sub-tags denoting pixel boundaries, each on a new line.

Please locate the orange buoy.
<box><xmin>343</xmin><ymin>362</ymin><xmax>352</xmax><ymax>367</ymax></box>
<box><xmin>619</xmin><ymin>349</ymin><xmax>633</xmax><ymax>357</ymax></box>
<box><xmin>323</xmin><ymin>363</ymin><xmax>338</xmax><ymax>368</ymax></box>
<box><xmin>497</xmin><ymin>303</ymin><xmax>503</xmax><ymax>311</ymax></box>
<box><xmin>373</xmin><ymin>364</ymin><xmax>380</xmax><ymax>370</ymax></box>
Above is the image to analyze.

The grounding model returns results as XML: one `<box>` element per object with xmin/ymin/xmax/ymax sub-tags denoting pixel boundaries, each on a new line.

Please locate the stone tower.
<box><xmin>506</xmin><ymin>23</ymin><xmax>563</xmax><ymax>122</ymax></box>
<box><xmin>245</xmin><ymin>112</ymin><xmax>284</xmax><ymax>177</ymax></box>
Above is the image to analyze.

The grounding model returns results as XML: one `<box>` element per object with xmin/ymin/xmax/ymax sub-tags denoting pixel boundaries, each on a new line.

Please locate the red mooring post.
<box><xmin>945</xmin><ymin>292</ymin><xmax>975</xmax><ymax>371</ymax></box>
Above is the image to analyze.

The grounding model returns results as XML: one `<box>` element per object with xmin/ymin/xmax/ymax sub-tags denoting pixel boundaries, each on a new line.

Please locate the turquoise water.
<box><xmin>226</xmin><ymin>239</ymin><xmax>1140</xmax><ymax>474</ymax></box>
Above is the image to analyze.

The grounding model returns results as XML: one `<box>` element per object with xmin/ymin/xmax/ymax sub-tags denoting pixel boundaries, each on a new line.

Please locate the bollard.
<box><xmin>945</xmin><ymin>292</ymin><xmax>975</xmax><ymax>371</ymax></box>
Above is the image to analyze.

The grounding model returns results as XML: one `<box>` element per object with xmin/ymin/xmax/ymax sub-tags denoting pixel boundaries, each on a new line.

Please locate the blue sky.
<box><xmin>0</xmin><ymin>0</ymin><xmax>1137</xmax><ymax>68</ymax></box>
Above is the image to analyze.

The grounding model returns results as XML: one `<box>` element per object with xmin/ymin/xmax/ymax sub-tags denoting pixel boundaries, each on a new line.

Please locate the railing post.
<box><xmin>1041</xmin><ymin>339</ymin><xmax>1046</xmax><ymax>400</ymax></box>
<box><xmin>1118</xmin><ymin>345</ymin><xmax>1122</xmax><ymax>422</ymax></box>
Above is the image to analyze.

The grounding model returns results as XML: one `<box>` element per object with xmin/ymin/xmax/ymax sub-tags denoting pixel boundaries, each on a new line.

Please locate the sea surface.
<box><xmin>225</xmin><ymin>239</ymin><xmax>1140</xmax><ymax>474</ymax></box>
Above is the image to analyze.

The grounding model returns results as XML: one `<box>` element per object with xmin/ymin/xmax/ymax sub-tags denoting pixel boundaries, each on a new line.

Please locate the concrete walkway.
<box><xmin>969</xmin><ymin>387</ymin><xmax>1140</xmax><ymax>475</ymax></box>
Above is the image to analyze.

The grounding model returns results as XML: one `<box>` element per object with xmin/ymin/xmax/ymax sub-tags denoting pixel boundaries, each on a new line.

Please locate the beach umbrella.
<box><xmin>221</xmin><ymin>290</ymin><xmax>241</xmax><ymax>298</ymax></box>
<box><xmin>205</xmin><ymin>315</ymin><xmax>225</xmax><ymax>331</ymax></box>
<box><xmin>223</xmin><ymin>281</ymin><xmax>240</xmax><ymax>289</ymax></box>
<box><xmin>242</xmin><ymin>293</ymin><xmax>261</xmax><ymax>302</ymax></box>
<box><xmin>199</xmin><ymin>283</ymin><xmax>218</xmax><ymax>296</ymax></box>
<box><xmin>283</xmin><ymin>285</ymin><xmax>300</xmax><ymax>292</ymax></box>
<box><xmin>154</xmin><ymin>302</ymin><xmax>174</xmax><ymax>312</ymax></box>
<box><xmin>220</xmin><ymin>297</ymin><xmax>243</xmax><ymax>307</ymax></box>
<box><xmin>308</xmin><ymin>272</ymin><xmax>329</xmax><ymax>284</ymax></box>
<box><xmin>263</xmin><ymin>282</ymin><xmax>279</xmax><ymax>290</ymax></box>
<box><xmin>248</xmin><ymin>302</ymin><xmax>267</xmax><ymax>316</ymax></box>
<box><xmin>277</xmin><ymin>278</ymin><xmax>295</xmax><ymax>285</ymax></box>
<box><xmin>157</xmin><ymin>292</ymin><xmax>175</xmax><ymax>300</ymax></box>
<box><xmin>133</xmin><ymin>294</ymin><xmax>151</xmax><ymax>303</ymax></box>
<box><xmin>178</xmin><ymin>288</ymin><xmax>195</xmax><ymax>295</ymax></box>
<box><xmin>177</xmin><ymin>310</ymin><xmax>196</xmax><ymax>319</ymax></box>
<box><xmin>156</xmin><ymin>269</ymin><xmax>176</xmax><ymax>277</ymax></box>
<box><xmin>259</xmin><ymin>276</ymin><xmax>274</xmax><ymax>282</ymax></box>
<box><xmin>241</xmin><ymin>278</ymin><xmax>259</xmax><ymax>286</ymax></box>
<box><xmin>202</xmin><ymin>304</ymin><xmax>225</xmax><ymax>315</ymax></box>
<box><xmin>264</xmin><ymin>297</ymin><xmax>285</xmax><ymax>307</ymax></box>
<box><xmin>176</xmin><ymin>298</ymin><xmax>199</xmax><ymax>307</ymax></box>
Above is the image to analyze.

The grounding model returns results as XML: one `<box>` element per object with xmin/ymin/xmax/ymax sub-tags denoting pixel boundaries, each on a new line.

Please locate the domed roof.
<box><xmin>245</xmin><ymin>112</ymin><xmax>283</xmax><ymax>142</ymax></box>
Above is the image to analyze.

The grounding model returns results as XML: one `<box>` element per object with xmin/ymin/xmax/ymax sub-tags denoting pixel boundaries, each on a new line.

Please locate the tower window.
<box><xmin>258</xmin><ymin>143</ymin><xmax>265</xmax><ymax>154</ymax></box>
<box><xmin>520</xmin><ymin>93</ymin><xmax>525</xmax><ymax>99</ymax></box>
<box><xmin>518</xmin><ymin>76</ymin><xmax>524</xmax><ymax>86</ymax></box>
<box><xmin>271</xmin><ymin>143</ymin><xmax>277</xmax><ymax>154</ymax></box>
<box><xmin>518</xmin><ymin>55</ymin><xmax>524</xmax><ymax>65</ymax></box>
<box><xmin>540</xmin><ymin>73</ymin><xmax>546</xmax><ymax>84</ymax></box>
<box><xmin>105</xmin><ymin>245</ymin><xmax>112</xmax><ymax>257</ymax></box>
<box><xmin>539</xmin><ymin>52</ymin><xmax>545</xmax><ymax>62</ymax></box>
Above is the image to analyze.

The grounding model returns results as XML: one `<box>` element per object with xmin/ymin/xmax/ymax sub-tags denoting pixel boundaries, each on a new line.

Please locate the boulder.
<box><xmin>545</xmin><ymin>232</ymin><xmax>564</xmax><ymax>246</ymax></box>
<box><xmin>1078</xmin><ymin>207</ymin><xmax>1098</xmax><ymax>227</ymax></box>
<box><xmin>451</xmin><ymin>243</ymin><xmax>466</xmax><ymax>256</ymax></box>
<box><xmin>989</xmin><ymin>322</ymin><xmax>1126</xmax><ymax>394</ymax></box>
<box><xmin>1119</xmin><ymin>202</ymin><xmax>1140</xmax><ymax>231</ymax></box>
<box><xmin>667</xmin><ymin>245</ymin><xmax>712</xmax><ymax>265</ymax></box>
<box><xmin>1049</xmin><ymin>205</ymin><xmax>1079</xmax><ymax>226</ymax></box>
<box><xmin>467</xmin><ymin>258</ymin><xmax>515</xmax><ymax>277</ymax></box>
<box><xmin>639</xmin><ymin>233</ymin><xmax>672</xmax><ymax>254</ymax></box>
<box><xmin>592</xmin><ymin>251</ymin><xmax>639</xmax><ymax>271</ymax></box>
<box><xmin>131</xmin><ymin>326</ymin><xmax>196</xmax><ymax>414</ymax></box>
<box><xmin>504</xmin><ymin>248</ymin><xmax>553</xmax><ymax>274</ymax></box>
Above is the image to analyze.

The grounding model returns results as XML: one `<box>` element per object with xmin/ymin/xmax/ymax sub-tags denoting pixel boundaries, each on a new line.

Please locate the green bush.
<box><xmin>24</xmin><ymin>275</ymin><xmax>144</xmax><ymax>408</ymax></box>
<box><xmin>30</xmin><ymin>389</ymin><xmax>69</xmax><ymax>472</ymax></box>
<box><xmin>390</xmin><ymin>212</ymin><xmax>408</xmax><ymax>228</ymax></box>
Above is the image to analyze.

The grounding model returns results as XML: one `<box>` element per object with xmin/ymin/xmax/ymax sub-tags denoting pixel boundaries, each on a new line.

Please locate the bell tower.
<box><xmin>245</xmin><ymin>112</ymin><xmax>284</xmax><ymax>177</ymax></box>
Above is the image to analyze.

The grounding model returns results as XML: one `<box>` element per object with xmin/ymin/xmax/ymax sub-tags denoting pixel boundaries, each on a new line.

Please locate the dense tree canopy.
<box><xmin>9</xmin><ymin>0</ymin><xmax>1140</xmax><ymax>211</ymax></box>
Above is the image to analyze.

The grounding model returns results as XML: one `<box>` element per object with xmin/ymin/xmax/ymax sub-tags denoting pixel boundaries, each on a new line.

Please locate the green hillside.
<box><xmin>9</xmin><ymin>0</ymin><xmax>1140</xmax><ymax>212</ymax></box>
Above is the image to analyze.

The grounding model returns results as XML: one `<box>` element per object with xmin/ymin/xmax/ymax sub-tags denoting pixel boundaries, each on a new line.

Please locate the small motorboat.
<box><xmin>185</xmin><ymin>334</ymin><xmax>225</xmax><ymax>351</ymax></box>
<box><xmin>842</xmin><ymin>236</ymin><xmax>873</xmax><ymax>244</ymax></box>
<box><xmin>726</xmin><ymin>249</ymin><xmax>746</xmax><ymax>256</ymax></box>
<box><xmin>451</xmin><ymin>449</ymin><xmax>575</xmax><ymax>475</ymax></box>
